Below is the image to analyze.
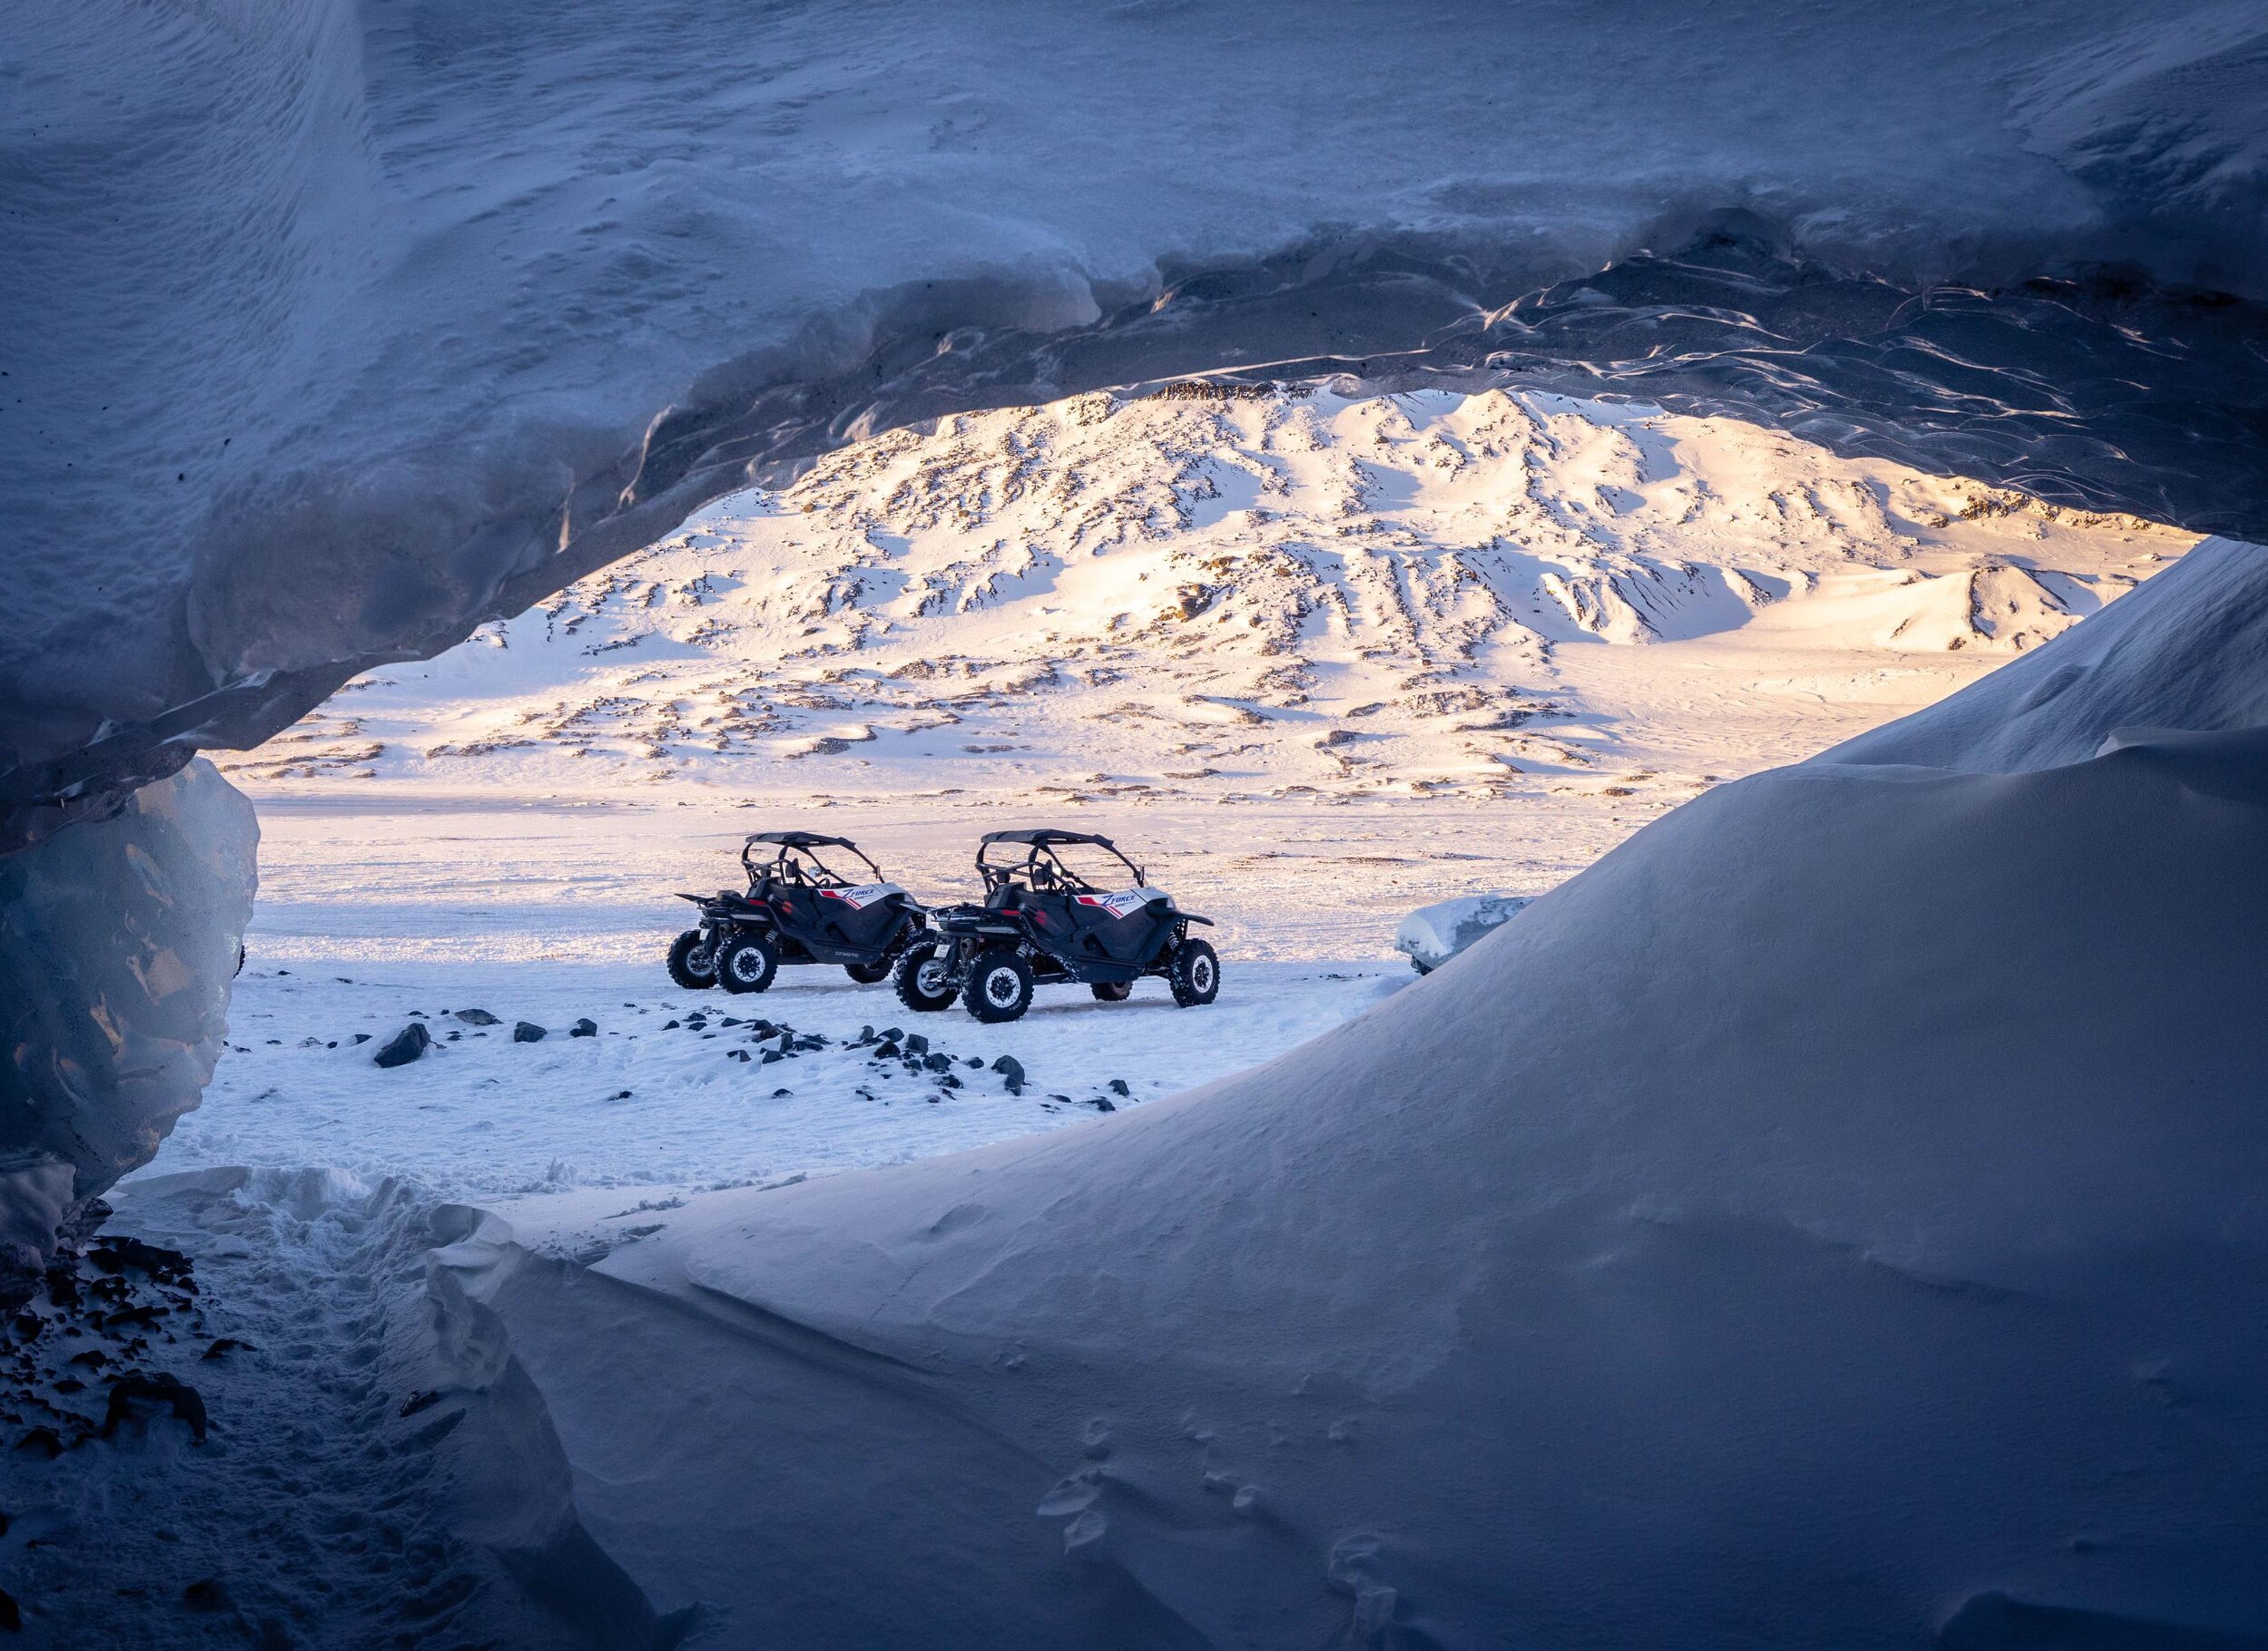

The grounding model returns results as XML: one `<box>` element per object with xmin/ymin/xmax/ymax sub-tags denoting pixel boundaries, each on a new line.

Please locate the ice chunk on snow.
<box><xmin>1393</xmin><ymin>893</ymin><xmax>1533</xmax><ymax>974</ymax></box>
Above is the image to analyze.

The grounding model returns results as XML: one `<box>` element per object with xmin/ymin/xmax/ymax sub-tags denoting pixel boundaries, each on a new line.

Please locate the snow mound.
<box><xmin>452</xmin><ymin>544</ymin><xmax>2268</xmax><ymax>1645</ymax></box>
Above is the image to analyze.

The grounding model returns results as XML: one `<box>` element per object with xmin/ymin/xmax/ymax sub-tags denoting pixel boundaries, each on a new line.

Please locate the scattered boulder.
<box><xmin>906</xmin><ymin>1033</ymin><xmax>930</xmax><ymax>1057</ymax></box>
<box><xmin>399</xmin><ymin>1389</ymin><xmax>442</xmax><ymax>1418</ymax></box>
<box><xmin>14</xmin><ymin>1428</ymin><xmax>61</xmax><ymax>1459</ymax></box>
<box><xmin>372</xmin><ymin>1023</ymin><xmax>431</xmax><ymax>1068</ymax></box>
<box><xmin>201</xmin><ymin>1337</ymin><xmax>255</xmax><ymax>1361</ymax></box>
<box><xmin>992</xmin><ymin>1055</ymin><xmax>1027</xmax><ymax>1094</ymax></box>
<box><xmin>454</xmin><ymin>1008</ymin><xmax>500</xmax><ymax>1025</ymax></box>
<box><xmin>1107</xmin><ymin>1079</ymin><xmax>1130</xmax><ymax>1097</ymax></box>
<box><xmin>512</xmin><ymin>1022</ymin><xmax>546</xmax><ymax>1043</ymax></box>
<box><xmin>570</xmin><ymin>1019</ymin><xmax>598</xmax><ymax>1038</ymax></box>
<box><xmin>351</xmin><ymin>1033</ymin><xmax>372</xmax><ymax>1045</ymax></box>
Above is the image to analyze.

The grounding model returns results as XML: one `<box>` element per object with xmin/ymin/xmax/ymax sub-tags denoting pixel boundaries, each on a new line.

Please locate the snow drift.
<box><xmin>436</xmin><ymin>540</ymin><xmax>2268</xmax><ymax>1645</ymax></box>
<box><xmin>8</xmin><ymin>0</ymin><xmax>2268</xmax><ymax>843</ymax></box>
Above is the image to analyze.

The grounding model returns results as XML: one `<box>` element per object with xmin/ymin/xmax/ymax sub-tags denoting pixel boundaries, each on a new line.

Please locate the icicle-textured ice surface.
<box><xmin>440</xmin><ymin>538</ymin><xmax>2268</xmax><ymax>1646</ymax></box>
<box><xmin>6</xmin><ymin>0</ymin><xmax>2267</xmax><ymax>836</ymax></box>
<box><xmin>0</xmin><ymin>762</ymin><xmax>256</xmax><ymax>1294</ymax></box>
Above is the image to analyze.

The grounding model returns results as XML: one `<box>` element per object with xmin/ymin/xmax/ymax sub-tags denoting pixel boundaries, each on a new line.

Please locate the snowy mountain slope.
<box><xmin>226</xmin><ymin>387</ymin><xmax>2190</xmax><ymax>809</ymax></box>
<box><xmin>1823</xmin><ymin>536</ymin><xmax>2268</xmax><ymax>772</ymax></box>
<box><xmin>441</xmin><ymin>566</ymin><xmax>2268</xmax><ymax>1648</ymax></box>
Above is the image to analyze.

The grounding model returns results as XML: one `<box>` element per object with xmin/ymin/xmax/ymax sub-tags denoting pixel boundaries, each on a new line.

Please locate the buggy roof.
<box><xmin>980</xmin><ymin>829</ymin><xmax>1120</xmax><ymax>849</ymax></box>
<box><xmin>747</xmin><ymin>831</ymin><xmax>861</xmax><ymax>850</ymax></box>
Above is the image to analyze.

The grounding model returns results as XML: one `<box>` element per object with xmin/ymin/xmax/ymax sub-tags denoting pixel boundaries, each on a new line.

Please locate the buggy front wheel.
<box><xmin>715</xmin><ymin>931</ymin><xmax>778</xmax><ymax>994</ymax></box>
<box><xmin>1168</xmin><ymin>939</ymin><xmax>1219</xmax><ymax>1007</ymax></box>
<box><xmin>1090</xmin><ymin>981</ymin><xmax>1132</xmax><ymax>1003</ymax></box>
<box><xmin>667</xmin><ymin>929</ymin><xmax>719</xmax><ymax>990</ymax></box>
<box><xmin>964</xmin><ymin>950</ymin><xmax>1034</xmax><ymax>1023</ymax></box>
<box><xmin>893</xmin><ymin>941</ymin><xmax>957</xmax><ymax>1013</ymax></box>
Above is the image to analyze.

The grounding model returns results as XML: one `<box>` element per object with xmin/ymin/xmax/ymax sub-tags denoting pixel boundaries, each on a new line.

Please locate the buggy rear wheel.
<box><xmin>893</xmin><ymin>941</ymin><xmax>957</xmax><ymax>1013</ymax></box>
<box><xmin>964</xmin><ymin>950</ymin><xmax>1034</xmax><ymax>1023</ymax></box>
<box><xmin>843</xmin><ymin>958</ymin><xmax>892</xmax><ymax>985</ymax></box>
<box><xmin>715</xmin><ymin>931</ymin><xmax>778</xmax><ymax>994</ymax></box>
<box><xmin>1168</xmin><ymin>938</ymin><xmax>1220</xmax><ymax>1007</ymax></box>
<box><xmin>667</xmin><ymin>929</ymin><xmax>719</xmax><ymax>990</ymax></box>
<box><xmin>1090</xmin><ymin>980</ymin><xmax>1132</xmax><ymax>1003</ymax></box>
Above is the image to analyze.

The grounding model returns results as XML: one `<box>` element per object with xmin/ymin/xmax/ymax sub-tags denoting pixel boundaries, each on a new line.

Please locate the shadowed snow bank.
<box><xmin>446</xmin><ymin>539</ymin><xmax>2268</xmax><ymax>1646</ymax></box>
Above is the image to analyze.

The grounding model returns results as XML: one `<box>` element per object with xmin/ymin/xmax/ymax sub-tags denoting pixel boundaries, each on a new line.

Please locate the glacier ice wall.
<box><xmin>0</xmin><ymin>761</ymin><xmax>256</xmax><ymax>1294</ymax></box>
<box><xmin>5</xmin><ymin>0</ymin><xmax>2267</xmax><ymax>840</ymax></box>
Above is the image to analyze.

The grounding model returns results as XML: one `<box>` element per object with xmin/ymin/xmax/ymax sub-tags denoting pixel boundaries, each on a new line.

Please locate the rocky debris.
<box><xmin>512</xmin><ymin>1022</ymin><xmax>546</xmax><ymax>1043</ymax></box>
<box><xmin>372</xmin><ymin>1023</ymin><xmax>431</xmax><ymax>1068</ymax></box>
<box><xmin>351</xmin><ymin>1032</ymin><xmax>372</xmax><ymax>1044</ymax></box>
<box><xmin>992</xmin><ymin>1056</ymin><xmax>1027</xmax><ymax>1095</ymax></box>
<box><xmin>201</xmin><ymin>1337</ymin><xmax>254</xmax><ymax>1360</ymax></box>
<box><xmin>399</xmin><ymin>1389</ymin><xmax>442</xmax><ymax>1418</ymax></box>
<box><xmin>14</xmin><ymin>1427</ymin><xmax>62</xmax><ymax>1459</ymax></box>
<box><xmin>453</xmin><ymin>1008</ymin><xmax>500</xmax><ymax>1026</ymax></box>
<box><xmin>570</xmin><ymin>1019</ymin><xmax>598</xmax><ymax>1038</ymax></box>
<box><xmin>1107</xmin><ymin>1079</ymin><xmax>1130</xmax><ymax>1097</ymax></box>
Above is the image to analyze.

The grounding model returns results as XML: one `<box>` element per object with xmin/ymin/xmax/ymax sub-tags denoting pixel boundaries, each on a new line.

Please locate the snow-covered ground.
<box><xmin>161</xmin><ymin>961</ymin><xmax>1402</xmax><ymax>1240</ymax></box>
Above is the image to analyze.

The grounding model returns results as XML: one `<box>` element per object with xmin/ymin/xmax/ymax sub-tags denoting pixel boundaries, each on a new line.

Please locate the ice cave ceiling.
<box><xmin>4</xmin><ymin>0</ymin><xmax>2266</xmax><ymax>848</ymax></box>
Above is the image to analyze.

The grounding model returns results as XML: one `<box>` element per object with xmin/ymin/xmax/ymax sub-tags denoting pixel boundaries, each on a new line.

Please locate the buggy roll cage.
<box><xmin>741</xmin><ymin>831</ymin><xmax>884</xmax><ymax>890</ymax></box>
<box><xmin>975</xmin><ymin>829</ymin><xmax>1146</xmax><ymax>897</ymax></box>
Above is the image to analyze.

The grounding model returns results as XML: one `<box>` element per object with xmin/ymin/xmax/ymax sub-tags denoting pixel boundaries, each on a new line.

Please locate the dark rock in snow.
<box><xmin>906</xmin><ymin>1033</ymin><xmax>929</xmax><ymax>1057</ymax></box>
<box><xmin>772</xmin><ymin>1088</ymin><xmax>792</xmax><ymax>1098</ymax></box>
<box><xmin>89</xmin><ymin>1236</ymin><xmax>191</xmax><ymax>1282</ymax></box>
<box><xmin>761</xmin><ymin>1050</ymin><xmax>783</xmax><ymax>1065</ymax></box>
<box><xmin>513</xmin><ymin>1022</ymin><xmax>547</xmax><ymax>1043</ymax></box>
<box><xmin>1093</xmin><ymin>1097</ymin><xmax>1116</xmax><ymax>1112</ymax></box>
<box><xmin>923</xmin><ymin>1052</ymin><xmax>951</xmax><ymax>1073</ymax></box>
<box><xmin>351</xmin><ymin>1033</ymin><xmax>371</xmax><ymax>1045</ymax></box>
<box><xmin>103</xmin><ymin>1372</ymin><xmax>208</xmax><ymax>1443</ymax></box>
<box><xmin>0</xmin><ymin>1583</ymin><xmax>22</xmax><ymax>1631</ymax></box>
<box><xmin>966</xmin><ymin>1056</ymin><xmax>984</xmax><ymax>1069</ymax></box>
<box><xmin>399</xmin><ymin>1389</ymin><xmax>442</xmax><ymax>1418</ymax></box>
<box><xmin>992</xmin><ymin>1056</ymin><xmax>1026</xmax><ymax>1086</ymax></box>
<box><xmin>571</xmin><ymin>1019</ymin><xmax>598</xmax><ymax>1038</ymax></box>
<box><xmin>14</xmin><ymin>1428</ymin><xmax>62</xmax><ymax>1459</ymax></box>
<box><xmin>373</xmin><ymin>1023</ymin><xmax>431</xmax><ymax>1068</ymax></box>
<box><xmin>662</xmin><ymin>1019</ymin><xmax>680</xmax><ymax>1029</ymax></box>
<box><xmin>182</xmin><ymin>1578</ymin><xmax>230</xmax><ymax>1613</ymax></box>
<box><xmin>201</xmin><ymin>1337</ymin><xmax>254</xmax><ymax>1360</ymax></box>
<box><xmin>454</xmin><ymin>1009</ymin><xmax>500</xmax><ymax>1026</ymax></box>
<box><xmin>1107</xmin><ymin>1078</ymin><xmax>1130</xmax><ymax>1096</ymax></box>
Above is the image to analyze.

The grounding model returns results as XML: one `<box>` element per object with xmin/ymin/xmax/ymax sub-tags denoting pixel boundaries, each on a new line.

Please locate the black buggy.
<box><xmin>894</xmin><ymin>829</ymin><xmax>1219</xmax><ymax>1022</ymax></box>
<box><xmin>668</xmin><ymin>831</ymin><xmax>927</xmax><ymax>994</ymax></box>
